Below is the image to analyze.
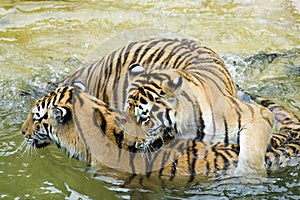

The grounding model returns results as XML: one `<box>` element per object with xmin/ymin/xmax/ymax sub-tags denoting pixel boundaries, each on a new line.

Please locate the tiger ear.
<box><xmin>128</xmin><ymin>63</ymin><xmax>145</xmax><ymax>80</ymax></box>
<box><xmin>167</xmin><ymin>76</ymin><xmax>184</xmax><ymax>95</ymax></box>
<box><xmin>49</xmin><ymin>106</ymin><xmax>72</xmax><ymax>124</ymax></box>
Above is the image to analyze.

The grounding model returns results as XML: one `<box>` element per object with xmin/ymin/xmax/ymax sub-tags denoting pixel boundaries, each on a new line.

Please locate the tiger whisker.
<box><xmin>21</xmin><ymin>144</ymin><xmax>30</xmax><ymax>158</ymax></box>
<box><xmin>17</xmin><ymin>140</ymin><xmax>27</xmax><ymax>151</ymax></box>
<box><xmin>24</xmin><ymin>144</ymin><xmax>32</xmax><ymax>157</ymax></box>
<box><xmin>21</xmin><ymin>140</ymin><xmax>38</xmax><ymax>158</ymax></box>
<box><xmin>4</xmin><ymin>140</ymin><xmax>28</xmax><ymax>157</ymax></box>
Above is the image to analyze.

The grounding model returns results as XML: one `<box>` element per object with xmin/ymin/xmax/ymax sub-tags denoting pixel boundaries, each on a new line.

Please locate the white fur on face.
<box><xmin>134</xmin><ymin>101</ymin><xmax>153</xmax><ymax>125</ymax></box>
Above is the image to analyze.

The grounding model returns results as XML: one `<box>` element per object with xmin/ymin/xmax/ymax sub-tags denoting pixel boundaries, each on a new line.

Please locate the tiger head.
<box><xmin>124</xmin><ymin>63</ymin><xmax>184</xmax><ymax>140</ymax></box>
<box><xmin>21</xmin><ymin>86</ymin><xmax>130</xmax><ymax>162</ymax></box>
<box><xmin>21</xmin><ymin>86</ymin><xmax>89</xmax><ymax>159</ymax></box>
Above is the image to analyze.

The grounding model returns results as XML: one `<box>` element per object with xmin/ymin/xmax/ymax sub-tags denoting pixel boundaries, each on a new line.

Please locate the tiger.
<box><xmin>59</xmin><ymin>38</ymin><xmax>274</xmax><ymax>174</ymax></box>
<box><xmin>21</xmin><ymin>86</ymin><xmax>299</xmax><ymax>184</ymax></box>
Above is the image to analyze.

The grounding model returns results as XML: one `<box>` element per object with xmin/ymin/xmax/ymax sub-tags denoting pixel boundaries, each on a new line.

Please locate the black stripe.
<box><xmin>189</xmin><ymin>140</ymin><xmax>197</xmax><ymax>182</ymax></box>
<box><xmin>203</xmin><ymin>150</ymin><xmax>210</xmax><ymax>176</ymax></box>
<box><xmin>74</xmin><ymin>89</ymin><xmax>84</xmax><ymax>107</ymax></box>
<box><xmin>228</xmin><ymin>98</ymin><xmax>243</xmax><ymax>144</ymax></box>
<box><xmin>287</xmin><ymin>143</ymin><xmax>298</xmax><ymax>156</ymax></box>
<box><xmin>145</xmin><ymin>48</ymin><xmax>161</xmax><ymax>65</ymax></box>
<box><xmin>118</xmin><ymin>42</ymin><xmax>139</xmax><ymax>106</ymax></box>
<box><xmin>65</xmin><ymin>88</ymin><xmax>73</xmax><ymax>105</ymax></box>
<box><xmin>87</xmin><ymin>60</ymin><xmax>101</xmax><ymax>92</ymax></box>
<box><xmin>162</xmin><ymin>43</ymin><xmax>185</xmax><ymax>67</ymax></box>
<box><xmin>122</xmin><ymin>41</ymin><xmax>139</xmax><ymax>67</ymax></box>
<box><xmin>159</xmin><ymin>150</ymin><xmax>171</xmax><ymax>178</ymax></box>
<box><xmin>175</xmin><ymin>140</ymin><xmax>185</xmax><ymax>153</ymax></box>
<box><xmin>140</xmin><ymin>96</ymin><xmax>147</xmax><ymax>104</ymax></box>
<box><xmin>223</xmin><ymin>149</ymin><xmax>235</xmax><ymax>169</ymax></box>
<box><xmin>92</xmin><ymin>62</ymin><xmax>104</xmax><ymax>100</ymax></box>
<box><xmin>49</xmin><ymin>125</ymin><xmax>53</xmax><ymax>138</ymax></box>
<box><xmin>41</xmin><ymin>98</ymin><xmax>46</xmax><ymax>109</ymax></box>
<box><xmin>149</xmin><ymin>81</ymin><xmax>162</xmax><ymax>90</ymax></box>
<box><xmin>94</xmin><ymin>109</ymin><xmax>106</xmax><ymax>134</ymax></box>
<box><xmin>212</xmin><ymin>144</ymin><xmax>220</xmax><ymax>173</ymax></box>
<box><xmin>72</xmin><ymin>99</ymin><xmax>91</xmax><ymax>163</ymax></box>
<box><xmin>186</xmin><ymin>140</ymin><xmax>192</xmax><ymax>177</ymax></box>
<box><xmin>261</xmin><ymin>99</ymin><xmax>276</xmax><ymax>108</ymax></box>
<box><xmin>195</xmin><ymin>101</ymin><xmax>205</xmax><ymax>141</ymax></box>
<box><xmin>194</xmin><ymin>64</ymin><xmax>232</xmax><ymax>90</ymax></box>
<box><xmin>273</xmin><ymin>150</ymin><xmax>281</xmax><ymax>168</ymax></box>
<box><xmin>138</xmin><ymin>40</ymin><xmax>164</xmax><ymax>64</ymax></box>
<box><xmin>223</xmin><ymin>117</ymin><xmax>229</xmax><ymax>143</ymax></box>
<box><xmin>145</xmin><ymin>152</ymin><xmax>152</xmax><ymax>176</ymax></box>
<box><xmin>151</xmin><ymin>73</ymin><xmax>170</xmax><ymax>83</ymax></box>
<box><xmin>145</xmin><ymin>149</ymin><xmax>161</xmax><ymax>177</ymax></box>
<box><xmin>172</xmin><ymin>50</ymin><xmax>190</xmax><ymax>69</ymax></box>
<box><xmin>43</xmin><ymin>123</ymin><xmax>49</xmax><ymax>135</ymax></box>
<box><xmin>181</xmin><ymin>91</ymin><xmax>205</xmax><ymax>140</ymax></box>
<box><xmin>169</xmin><ymin>159</ymin><xmax>178</xmax><ymax>181</ymax></box>
<box><xmin>51</xmin><ymin>91</ymin><xmax>58</xmax><ymax>107</ymax></box>
<box><xmin>165</xmin><ymin>109</ymin><xmax>172</xmax><ymax>126</ymax></box>
<box><xmin>112</xmin><ymin>47</ymin><xmax>125</xmax><ymax>109</ymax></box>
<box><xmin>194</xmin><ymin>71</ymin><xmax>227</xmax><ymax>96</ymax></box>
<box><xmin>58</xmin><ymin>86</ymin><xmax>69</xmax><ymax>103</ymax></box>
<box><xmin>138</xmin><ymin>87</ymin><xmax>147</xmax><ymax>96</ymax></box>
<box><xmin>129</xmin><ymin>152</ymin><xmax>137</xmax><ymax>176</ymax></box>
<box><xmin>130</xmin><ymin>44</ymin><xmax>145</xmax><ymax>64</ymax></box>
<box><xmin>221</xmin><ymin>151</ymin><xmax>231</xmax><ymax>171</ymax></box>
<box><xmin>102</xmin><ymin>51</ymin><xmax>116</xmax><ymax>105</ymax></box>
<box><xmin>131</xmin><ymin>80</ymin><xmax>145</xmax><ymax>87</ymax></box>
<box><xmin>143</xmin><ymin>85</ymin><xmax>160</xmax><ymax>97</ymax></box>
<box><xmin>63</xmin><ymin>67</ymin><xmax>82</xmax><ymax>83</ymax></box>
<box><xmin>178</xmin><ymin>52</ymin><xmax>195</xmax><ymax>69</ymax></box>
<box><xmin>147</xmin><ymin>92</ymin><xmax>155</xmax><ymax>102</ymax></box>
<box><xmin>151</xmin><ymin>42</ymin><xmax>174</xmax><ymax>65</ymax></box>
<box><xmin>114</xmin><ymin>130</ymin><xmax>124</xmax><ymax>149</ymax></box>
<box><xmin>280</xmin><ymin>148</ymin><xmax>291</xmax><ymax>158</ymax></box>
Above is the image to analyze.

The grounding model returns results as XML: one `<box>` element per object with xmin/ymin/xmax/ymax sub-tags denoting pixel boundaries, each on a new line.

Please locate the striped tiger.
<box><xmin>21</xmin><ymin>86</ymin><xmax>299</xmax><ymax>183</ymax></box>
<box><xmin>60</xmin><ymin>38</ymin><xmax>273</xmax><ymax>174</ymax></box>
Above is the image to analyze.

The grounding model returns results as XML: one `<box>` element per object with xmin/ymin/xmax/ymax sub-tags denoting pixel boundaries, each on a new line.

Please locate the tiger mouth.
<box><xmin>136</xmin><ymin>115</ymin><xmax>150</xmax><ymax>125</ymax></box>
<box><xmin>136</xmin><ymin>127</ymin><xmax>176</xmax><ymax>152</ymax></box>
<box><xmin>26</xmin><ymin>136</ymin><xmax>51</xmax><ymax>149</ymax></box>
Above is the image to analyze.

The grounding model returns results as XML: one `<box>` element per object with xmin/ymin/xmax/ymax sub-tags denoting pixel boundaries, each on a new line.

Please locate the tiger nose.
<box><xmin>21</xmin><ymin>128</ymin><xmax>30</xmax><ymax>138</ymax></box>
<box><xmin>22</xmin><ymin>130</ymin><xmax>29</xmax><ymax>138</ymax></box>
<box><xmin>21</xmin><ymin>128</ymin><xmax>26</xmax><ymax>135</ymax></box>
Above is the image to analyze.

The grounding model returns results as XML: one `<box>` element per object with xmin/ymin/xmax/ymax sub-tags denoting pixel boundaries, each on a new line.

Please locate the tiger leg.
<box><xmin>234</xmin><ymin>105</ymin><xmax>274</xmax><ymax>175</ymax></box>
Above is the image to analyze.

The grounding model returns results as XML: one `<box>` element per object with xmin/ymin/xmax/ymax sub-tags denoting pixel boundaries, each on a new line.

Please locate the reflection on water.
<box><xmin>0</xmin><ymin>0</ymin><xmax>299</xmax><ymax>199</ymax></box>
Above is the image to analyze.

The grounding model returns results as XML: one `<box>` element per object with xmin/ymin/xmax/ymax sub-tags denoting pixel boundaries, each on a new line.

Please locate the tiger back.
<box><xmin>61</xmin><ymin>38</ymin><xmax>237</xmax><ymax>108</ymax></box>
<box><xmin>60</xmin><ymin>38</ymin><xmax>274</xmax><ymax>174</ymax></box>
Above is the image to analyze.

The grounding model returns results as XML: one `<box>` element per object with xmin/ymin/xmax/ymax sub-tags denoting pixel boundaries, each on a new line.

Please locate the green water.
<box><xmin>0</xmin><ymin>0</ymin><xmax>299</xmax><ymax>199</ymax></box>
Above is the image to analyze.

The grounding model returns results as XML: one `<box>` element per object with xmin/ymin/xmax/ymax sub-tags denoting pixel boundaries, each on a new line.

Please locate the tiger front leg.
<box><xmin>235</xmin><ymin>106</ymin><xmax>274</xmax><ymax>175</ymax></box>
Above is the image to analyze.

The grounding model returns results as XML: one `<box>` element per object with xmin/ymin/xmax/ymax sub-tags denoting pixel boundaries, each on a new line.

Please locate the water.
<box><xmin>0</xmin><ymin>0</ymin><xmax>299</xmax><ymax>199</ymax></box>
